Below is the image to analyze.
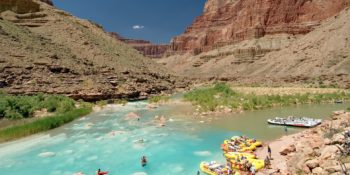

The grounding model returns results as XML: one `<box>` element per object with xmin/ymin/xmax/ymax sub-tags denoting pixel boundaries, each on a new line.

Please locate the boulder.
<box><xmin>306</xmin><ymin>159</ymin><xmax>320</xmax><ymax>169</ymax></box>
<box><xmin>320</xmin><ymin>145</ymin><xmax>339</xmax><ymax>160</ymax></box>
<box><xmin>324</xmin><ymin>163</ymin><xmax>350</xmax><ymax>174</ymax></box>
<box><xmin>303</xmin><ymin>146</ymin><xmax>314</xmax><ymax>156</ymax></box>
<box><xmin>333</xmin><ymin>110</ymin><xmax>345</xmax><ymax>116</ymax></box>
<box><xmin>312</xmin><ymin>167</ymin><xmax>326</xmax><ymax>175</ymax></box>
<box><xmin>330</xmin><ymin>173</ymin><xmax>343</xmax><ymax>175</ymax></box>
<box><xmin>124</xmin><ymin>112</ymin><xmax>140</xmax><ymax>120</ymax></box>
<box><xmin>331</xmin><ymin>133</ymin><xmax>345</xmax><ymax>144</ymax></box>
<box><xmin>324</xmin><ymin>138</ymin><xmax>332</xmax><ymax>145</ymax></box>
<box><xmin>280</xmin><ymin>144</ymin><xmax>296</xmax><ymax>156</ymax></box>
<box><xmin>302</xmin><ymin>164</ymin><xmax>311</xmax><ymax>174</ymax></box>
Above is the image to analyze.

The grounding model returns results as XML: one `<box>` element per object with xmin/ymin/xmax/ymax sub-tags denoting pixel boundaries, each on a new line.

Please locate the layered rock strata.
<box><xmin>110</xmin><ymin>32</ymin><xmax>169</xmax><ymax>58</ymax></box>
<box><xmin>171</xmin><ymin>0</ymin><xmax>349</xmax><ymax>54</ymax></box>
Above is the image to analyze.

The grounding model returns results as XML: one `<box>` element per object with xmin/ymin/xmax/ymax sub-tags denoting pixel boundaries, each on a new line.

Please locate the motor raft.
<box><xmin>267</xmin><ymin>116</ymin><xmax>322</xmax><ymax>128</ymax></box>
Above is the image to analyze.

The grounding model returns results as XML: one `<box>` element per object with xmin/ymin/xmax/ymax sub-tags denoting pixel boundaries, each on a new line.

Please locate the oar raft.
<box><xmin>199</xmin><ymin>161</ymin><xmax>240</xmax><ymax>175</ymax></box>
<box><xmin>200</xmin><ymin>135</ymin><xmax>264</xmax><ymax>174</ymax></box>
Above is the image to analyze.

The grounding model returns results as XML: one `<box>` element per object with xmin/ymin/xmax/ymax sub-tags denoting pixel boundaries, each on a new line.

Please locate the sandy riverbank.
<box><xmin>256</xmin><ymin>111</ymin><xmax>350</xmax><ymax>175</ymax></box>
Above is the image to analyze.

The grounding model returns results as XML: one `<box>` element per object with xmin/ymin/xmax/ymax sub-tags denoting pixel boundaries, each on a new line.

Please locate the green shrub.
<box><xmin>149</xmin><ymin>95</ymin><xmax>170</xmax><ymax>103</ymax></box>
<box><xmin>57</xmin><ymin>100</ymin><xmax>75</xmax><ymax>113</ymax></box>
<box><xmin>0</xmin><ymin>93</ymin><xmax>76</xmax><ymax>119</ymax></box>
<box><xmin>96</xmin><ymin>100</ymin><xmax>108</xmax><ymax>107</ymax></box>
<box><xmin>0</xmin><ymin>98</ymin><xmax>8</xmax><ymax>118</ymax></box>
<box><xmin>4</xmin><ymin>110</ymin><xmax>22</xmax><ymax>119</ymax></box>
<box><xmin>114</xmin><ymin>99</ymin><xmax>128</xmax><ymax>105</ymax></box>
<box><xmin>184</xmin><ymin>83</ymin><xmax>350</xmax><ymax>112</ymax></box>
<box><xmin>0</xmin><ymin>107</ymin><xmax>92</xmax><ymax>142</ymax></box>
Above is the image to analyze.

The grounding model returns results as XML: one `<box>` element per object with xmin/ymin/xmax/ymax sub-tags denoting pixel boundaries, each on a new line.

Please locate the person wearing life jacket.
<box><xmin>96</xmin><ymin>169</ymin><xmax>108</xmax><ymax>175</ymax></box>
<box><xmin>141</xmin><ymin>156</ymin><xmax>147</xmax><ymax>167</ymax></box>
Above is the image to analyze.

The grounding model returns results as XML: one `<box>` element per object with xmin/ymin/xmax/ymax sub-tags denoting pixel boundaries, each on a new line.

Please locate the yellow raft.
<box><xmin>200</xmin><ymin>162</ymin><xmax>240</xmax><ymax>175</ymax></box>
<box><xmin>231</xmin><ymin>137</ymin><xmax>262</xmax><ymax>148</ymax></box>
<box><xmin>224</xmin><ymin>152</ymin><xmax>256</xmax><ymax>159</ymax></box>
<box><xmin>222</xmin><ymin>140</ymin><xmax>256</xmax><ymax>152</ymax></box>
<box><xmin>229</xmin><ymin>158</ymin><xmax>265</xmax><ymax>171</ymax></box>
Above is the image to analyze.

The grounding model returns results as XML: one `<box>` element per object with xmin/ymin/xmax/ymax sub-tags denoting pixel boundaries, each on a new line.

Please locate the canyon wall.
<box><xmin>110</xmin><ymin>32</ymin><xmax>169</xmax><ymax>58</ymax></box>
<box><xmin>171</xmin><ymin>0</ymin><xmax>349</xmax><ymax>54</ymax></box>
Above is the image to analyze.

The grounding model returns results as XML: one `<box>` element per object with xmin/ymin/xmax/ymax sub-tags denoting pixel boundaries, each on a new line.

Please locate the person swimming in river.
<box><xmin>96</xmin><ymin>169</ymin><xmax>108</xmax><ymax>175</ymax></box>
<box><xmin>141</xmin><ymin>156</ymin><xmax>147</xmax><ymax>167</ymax></box>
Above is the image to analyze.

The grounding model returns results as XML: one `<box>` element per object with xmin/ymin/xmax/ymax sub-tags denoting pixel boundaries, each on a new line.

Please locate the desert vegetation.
<box><xmin>0</xmin><ymin>92</ymin><xmax>77</xmax><ymax>119</ymax></box>
<box><xmin>149</xmin><ymin>95</ymin><xmax>170</xmax><ymax>103</ymax></box>
<box><xmin>0</xmin><ymin>92</ymin><xmax>92</xmax><ymax>142</ymax></box>
<box><xmin>184</xmin><ymin>83</ymin><xmax>350</xmax><ymax>112</ymax></box>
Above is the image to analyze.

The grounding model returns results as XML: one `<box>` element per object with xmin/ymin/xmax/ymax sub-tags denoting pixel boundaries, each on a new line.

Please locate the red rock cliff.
<box><xmin>110</xmin><ymin>32</ymin><xmax>169</xmax><ymax>58</ymax></box>
<box><xmin>171</xmin><ymin>0</ymin><xmax>349</xmax><ymax>54</ymax></box>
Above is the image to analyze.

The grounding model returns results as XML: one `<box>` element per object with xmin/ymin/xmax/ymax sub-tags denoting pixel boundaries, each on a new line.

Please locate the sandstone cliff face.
<box><xmin>110</xmin><ymin>32</ymin><xmax>169</xmax><ymax>58</ymax></box>
<box><xmin>0</xmin><ymin>0</ymin><xmax>186</xmax><ymax>101</ymax></box>
<box><xmin>171</xmin><ymin>0</ymin><xmax>349</xmax><ymax>54</ymax></box>
<box><xmin>159</xmin><ymin>6</ymin><xmax>350</xmax><ymax>88</ymax></box>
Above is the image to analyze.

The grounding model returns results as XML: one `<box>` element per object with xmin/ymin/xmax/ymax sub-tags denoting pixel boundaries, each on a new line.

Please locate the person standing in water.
<box><xmin>284</xmin><ymin>125</ymin><xmax>288</xmax><ymax>135</ymax></box>
<box><xmin>197</xmin><ymin>170</ymin><xmax>200</xmax><ymax>175</ymax></box>
<box><xmin>141</xmin><ymin>156</ymin><xmax>147</xmax><ymax>167</ymax></box>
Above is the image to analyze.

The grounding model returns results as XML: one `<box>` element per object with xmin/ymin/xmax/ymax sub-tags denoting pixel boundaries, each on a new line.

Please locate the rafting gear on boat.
<box><xmin>199</xmin><ymin>162</ymin><xmax>240</xmax><ymax>175</ymax></box>
<box><xmin>222</xmin><ymin>139</ymin><xmax>258</xmax><ymax>152</ymax></box>
<box><xmin>221</xmin><ymin>143</ymin><xmax>254</xmax><ymax>152</ymax></box>
<box><xmin>267</xmin><ymin>116</ymin><xmax>322</xmax><ymax>128</ymax></box>
<box><xmin>230</xmin><ymin>136</ymin><xmax>262</xmax><ymax>147</ymax></box>
<box><xmin>229</xmin><ymin>158</ymin><xmax>264</xmax><ymax>171</ymax></box>
<box><xmin>224</xmin><ymin>152</ymin><xmax>256</xmax><ymax>159</ymax></box>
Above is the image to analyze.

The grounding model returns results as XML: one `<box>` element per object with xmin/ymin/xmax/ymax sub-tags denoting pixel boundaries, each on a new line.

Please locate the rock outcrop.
<box><xmin>171</xmin><ymin>0</ymin><xmax>349</xmax><ymax>54</ymax></box>
<box><xmin>0</xmin><ymin>0</ymin><xmax>187</xmax><ymax>101</ymax></box>
<box><xmin>110</xmin><ymin>32</ymin><xmax>169</xmax><ymax>58</ymax></box>
<box><xmin>0</xmin><ymin>0</ymin><xmax>41</xmax><ymax>14</ymax></box>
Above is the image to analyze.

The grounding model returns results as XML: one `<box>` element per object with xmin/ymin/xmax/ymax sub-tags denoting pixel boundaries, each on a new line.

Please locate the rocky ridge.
<box><xmin>0</xmin><ymin>0</ymin><xmax>187</xmax><ymax>101</ymax></box>
<box><xmin>110</xmin><ymin>32</ymin><xmax>169</xmax><ymax>58</ymax></box>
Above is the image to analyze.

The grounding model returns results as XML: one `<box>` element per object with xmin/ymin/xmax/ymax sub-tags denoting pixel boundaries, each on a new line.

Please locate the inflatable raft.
<box><xmin>267</xmin><ymin>117</ymin><xmax>322</xmax><ymax>128</ymax></box>
<box><xmin>224</xmin><ymin>152</ymin><xmax>256</xmax><ymax>159</ymax></box>
<box><xmin>229</xmin><ymin>158</ymin><xmax>265</xmax><ymax>171</ymax></box>
<box><xmin>200</xmin><ymin>162</ymin><xmax>240</xmax><ymax>175</ymax></box>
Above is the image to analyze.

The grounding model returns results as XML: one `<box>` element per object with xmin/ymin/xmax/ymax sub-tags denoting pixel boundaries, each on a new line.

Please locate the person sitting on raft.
<box><xmin>96</xmin><ymin>169</ymin><xmax>108</xmax><ymax>175</ymax></box>
<box><xmin>141</xmin><ymin>156</ymin><xmax>147</xmax><ymax>167</ymax></box>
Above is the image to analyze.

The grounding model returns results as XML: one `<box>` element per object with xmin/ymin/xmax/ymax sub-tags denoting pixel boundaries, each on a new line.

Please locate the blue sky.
<box><xmin>52</xmin><ymin>0</ymin><xmax>206</xmax><ymax>44</ymax></box>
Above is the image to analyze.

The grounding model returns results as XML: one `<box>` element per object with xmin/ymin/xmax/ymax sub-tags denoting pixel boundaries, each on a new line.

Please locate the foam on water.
<box><xmin>194</xmin><ymin>151</ymin><xmax>212</xmax><ymax>157</ymax></box>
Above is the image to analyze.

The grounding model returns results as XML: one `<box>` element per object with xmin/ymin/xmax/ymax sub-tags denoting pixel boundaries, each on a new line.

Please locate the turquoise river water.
<box><xmin>0</xmin><ymin>101</ymin><xmax>348</xmax><ymax>175</ymax></box>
